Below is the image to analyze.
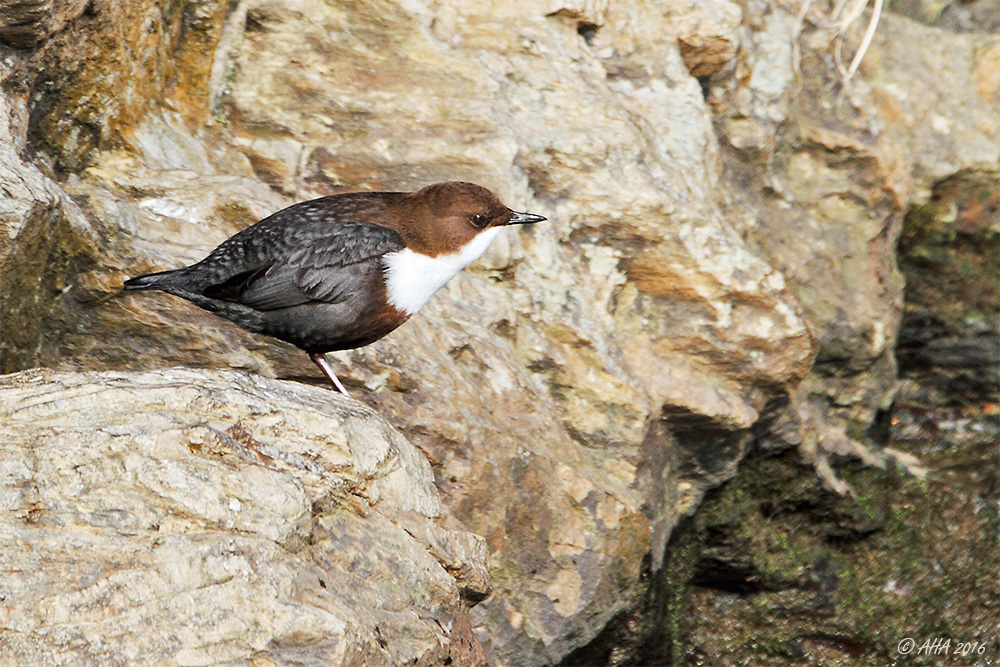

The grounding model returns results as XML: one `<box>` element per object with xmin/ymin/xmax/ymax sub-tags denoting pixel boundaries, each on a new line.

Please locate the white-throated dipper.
<box><xmin>124</xmin><ymin>181</ymin><xmax>545</xmax><ymax>395</ymax></box>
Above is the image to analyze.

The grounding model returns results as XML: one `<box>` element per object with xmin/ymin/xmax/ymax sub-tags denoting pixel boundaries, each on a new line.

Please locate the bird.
<box><xmin>123</xmin><ymin>181</ymin><xmax>546</xmax><ymax>396</ymax></box>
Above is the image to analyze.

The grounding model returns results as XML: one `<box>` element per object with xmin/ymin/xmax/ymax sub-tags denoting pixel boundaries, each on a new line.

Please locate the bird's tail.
<box><xmin>123</xmin><ymin>267</ymin><xmax>266</xmax><ymax>334</ymax></box>
<box><xmin>123</xmin><ymin>268</ymin><xmax>184</xmax><ymax>291</ymax></box>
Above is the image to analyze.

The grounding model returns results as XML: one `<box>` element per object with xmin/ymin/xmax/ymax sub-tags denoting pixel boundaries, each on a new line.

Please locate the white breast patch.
<box><xmin>383</xmin><ymin>226</ymin><xmax>503</xmax><ymax>315</ymax></box>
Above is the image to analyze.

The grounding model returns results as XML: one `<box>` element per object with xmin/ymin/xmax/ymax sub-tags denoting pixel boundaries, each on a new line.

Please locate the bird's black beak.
<box><xmin>507</xmin><ymin>210</ymin><xmax>547</xmax><ymax>225</ymax></box>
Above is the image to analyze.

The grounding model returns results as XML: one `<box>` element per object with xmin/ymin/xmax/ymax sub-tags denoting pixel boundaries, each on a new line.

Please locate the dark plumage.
<box><xmin>124</xmin><ymin>181</ymin><xmax>545</xmax><ymax>395</ymax></box>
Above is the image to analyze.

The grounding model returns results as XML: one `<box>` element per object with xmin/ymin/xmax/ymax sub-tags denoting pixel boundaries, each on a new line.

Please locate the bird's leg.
<box><xmin>309</xmin><ymin>352</ymin><xmax>350</xmax><ymax>396</ymax></box>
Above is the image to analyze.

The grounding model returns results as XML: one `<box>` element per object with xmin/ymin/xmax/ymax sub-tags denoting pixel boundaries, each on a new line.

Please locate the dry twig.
<box><xmin>788</xmin><ymin>0</ymin><xmax>884</xmax><ymax>88</ymax></box>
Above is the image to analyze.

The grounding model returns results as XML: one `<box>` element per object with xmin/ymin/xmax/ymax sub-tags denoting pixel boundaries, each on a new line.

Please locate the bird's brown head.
<box><xmin>396</xmin><ymin>181</ymin><xmax>545</xmax><ymax>256</ymax></box>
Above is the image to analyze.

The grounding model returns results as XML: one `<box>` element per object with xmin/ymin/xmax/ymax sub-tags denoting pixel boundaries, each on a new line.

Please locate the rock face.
<box><xmin>0</xmin><ymin>368</ymin><xmax>489</xmax><ymax>666</ymax></box>
<box><xmin>0</xmin><ymin>0</ymin><xmax>995</xmax><ymax>664</ymax></box>
<box><xmin>658</xmin><ymin>441</ymin><xmax>997</xmax><ymax>667</ymax></box>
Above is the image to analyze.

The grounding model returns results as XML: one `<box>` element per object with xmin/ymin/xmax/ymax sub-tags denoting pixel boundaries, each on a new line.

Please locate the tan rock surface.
<box><xmin>709</xmin><ymin>5</ymin><xmax>997</xmax><ymax>486</ymax></box>
<box><xmin>0</xmin><ymin>368</ymin><xmax>488</xmax><ymax>666</ymax></box>
<box><xmin>0</xmin><ymin>2</ymin><xmax>816</xmax><ymax>663</ymax></box>
<box><xmin>1</xmin><ymin>0</ymin><xmax>992</xmax><ymax>664</ymax></box>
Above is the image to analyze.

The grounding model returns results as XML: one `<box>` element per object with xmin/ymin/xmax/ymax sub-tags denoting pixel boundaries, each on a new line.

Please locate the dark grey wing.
<box><xmin>183</xmin><ymin>193</ymin><xmax>403</xmax><ymax>292</ymax></box>
<box><xmin>235</xmin><ymin>222</ymin><xmax>404</xmax><ymax>311</ymax></box>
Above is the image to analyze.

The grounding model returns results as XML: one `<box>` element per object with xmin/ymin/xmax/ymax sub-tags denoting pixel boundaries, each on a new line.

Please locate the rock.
<box><xmin>0</xmin><ymin>67</ymin><xmax>64</xmax><ymax>271</ymax></box>
<box><xmin>0</xmin><ymin>368</ymin><xmax>489</xmax><ymax>666</ymax></box>
<box><xmin>879</xmin><ymin>16</ymin><xmax>1000</xmax><ymax>407</ymax></box>
<box><xmin>708</xmin><ymin>4</ymin><xmax>998</xmax><ymax>487</ymax></box>
<box><xmin>0</xmin><ymin>0</ymin><xmax>89</xmax><ymax>49</ymax></box>
<box><xmin>889</xmin><ymin>0</ymin><xmax>1000</xmax><ymax>34</ymax></box>
<box><xmin>715</xmin><ymin>5</ymin><xmax>910</xmax><ymax>453</ymax></box>
<box><xmin>649</xmin><ymin>8</ymin><xmax>998</xmax><ymax>662</ymax></box>
<box><xmin>0</xmin><ymin>1</ymin><xmax>816</xmax><ymax>663</ymax></box>
<box><xmin>659</xmin><ymin>444</ymin><xmax>997</xmax><ymax>667</ymax></box>
<box><xmin>867</xmin><ymin>14</ymin><xmax>1000</xmax><ymax>184</ymax></box>
<box><xmin>0</xmin><ymin>0</ymin><xmax>993</xmax><ymax>663</ymax></box>
<box><xmin>670</xmin><ymin>0</ymin><xmax>743</xmax><ymax>78</ymax></box>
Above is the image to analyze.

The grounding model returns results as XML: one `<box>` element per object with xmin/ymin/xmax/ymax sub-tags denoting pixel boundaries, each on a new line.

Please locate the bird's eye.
<box><xmin>470</xmin><ymin>213</ymin><xmax>489</xmax><ymax>228</ymax></box>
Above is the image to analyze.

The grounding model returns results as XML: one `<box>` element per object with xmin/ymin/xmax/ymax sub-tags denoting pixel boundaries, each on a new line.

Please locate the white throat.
<box><xmin>383</xmin><ymin>226</ymin><xmax>503</xmax><ymax>315</ymax></box>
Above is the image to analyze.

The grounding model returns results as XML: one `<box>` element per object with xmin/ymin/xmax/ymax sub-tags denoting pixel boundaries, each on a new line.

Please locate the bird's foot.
<box><xmin>308</xmin><ymin>352</ymin><xmax>350</xmax><ymax>396</ymax></box>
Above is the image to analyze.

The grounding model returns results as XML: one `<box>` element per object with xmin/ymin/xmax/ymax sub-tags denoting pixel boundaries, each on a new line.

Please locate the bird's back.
<box><xmin>175</xmin><ymin>191</ymin><xmax>407</xmax><ymax>293</ymax></box>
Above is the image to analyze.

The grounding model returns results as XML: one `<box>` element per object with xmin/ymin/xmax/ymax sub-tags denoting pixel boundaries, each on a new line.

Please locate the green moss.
<box><xmin>666</xmin><ymin>447</ymin><xmax>997</xmax><ymax>665</ymax></box>
<box><xmin>662</xmin><ymin>521</ymin><xmax>701</xmax><ymax>665</ymax></box>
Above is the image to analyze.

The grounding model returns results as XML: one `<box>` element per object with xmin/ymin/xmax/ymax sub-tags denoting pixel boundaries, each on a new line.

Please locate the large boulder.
<box><xmin>0</xmin><ymin>368</ymin><xmax>489</xmax><ymax>666</ymax></box>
